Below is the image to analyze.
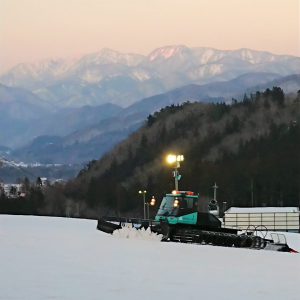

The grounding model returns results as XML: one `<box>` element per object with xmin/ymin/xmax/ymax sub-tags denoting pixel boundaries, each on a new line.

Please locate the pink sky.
<box><xmin>0</xmin><ymin>0</ymin><xmax>299</xmax><ymax>73</ymax></box>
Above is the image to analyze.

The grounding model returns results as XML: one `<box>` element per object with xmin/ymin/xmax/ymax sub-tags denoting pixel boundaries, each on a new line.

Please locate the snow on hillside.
<box><xmin>0</xmin><ymin>215</ymin><xmax>299</xmax><ymax>300</ymax></box>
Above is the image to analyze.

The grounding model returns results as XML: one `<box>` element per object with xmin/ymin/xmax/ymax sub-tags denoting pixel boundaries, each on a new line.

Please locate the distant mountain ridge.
<box><xmin>11</xmin><ymin>73</ymin><xmax>300</xmax><ymax>164</ymax></box>
<box><xmin>247</xmin><ymin>74</ymin><xmax>300</xmax><ymax>94</ymax></box>
<box><xmin>1</xmin><ymin>45</ymin><xmax>300</xmax><ymax>108</ymax></box>
<box><xmin>0</xmin><ymin>84</ymin><xmax>122</xmax><ymax>148</ymax></box>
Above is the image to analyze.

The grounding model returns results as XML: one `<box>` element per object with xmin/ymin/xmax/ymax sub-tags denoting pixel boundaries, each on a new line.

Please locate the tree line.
<box><xmin>2</xmin><ymin>87</ymin><xmax>300</xmax><ymax>218</ymax></box>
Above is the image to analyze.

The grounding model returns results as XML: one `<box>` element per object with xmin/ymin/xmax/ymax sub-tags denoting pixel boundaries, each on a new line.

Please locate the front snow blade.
<box><xmin>97</xmin><ymin>217</ymin><xmax>152</xmax><ymax>234</ymax></box>
<box><xmin>97</xmin><ymin>218</ymin><xmax>122</xmax><ymax>234</ymax></box>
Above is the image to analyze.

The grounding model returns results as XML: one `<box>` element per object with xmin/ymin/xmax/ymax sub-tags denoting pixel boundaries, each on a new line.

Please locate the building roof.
<box><xmin>225</xmin><ymin>207</ymin><xmax>299</xmax><ymax>213</ymax></box>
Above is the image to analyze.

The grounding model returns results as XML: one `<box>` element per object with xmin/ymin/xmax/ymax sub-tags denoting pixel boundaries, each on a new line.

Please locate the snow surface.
<box><xmin>0</xmin><ymin>215</ymin><xmax>299</xmax><ymax>300</ymax></box>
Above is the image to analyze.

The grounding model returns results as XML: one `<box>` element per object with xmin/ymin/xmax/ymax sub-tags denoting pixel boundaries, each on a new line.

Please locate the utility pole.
<box><xmin>223</xmin><ymin>201</ymin><xmax>227</xmax><ymax>212</ymax></box>
<box><xmin>212</xmin><ymin>182</ymin><xmax>219</xmax><ymax>216</ymax></box>
<box><xmin>213</xmin><ymin>182</ymin><xmax>218</xmax><ymax>203</ymax></box>
<box><xmin>251</xmin><ymin>179</ymin><xmax>254</xmax><ymax>207</ymax></box>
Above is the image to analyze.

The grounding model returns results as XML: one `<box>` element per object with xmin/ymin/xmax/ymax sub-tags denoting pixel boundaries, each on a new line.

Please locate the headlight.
<box><xmin>173</xmin><ymin>199</ymin><xmax>179</xmax><ymax>207</ymax></box>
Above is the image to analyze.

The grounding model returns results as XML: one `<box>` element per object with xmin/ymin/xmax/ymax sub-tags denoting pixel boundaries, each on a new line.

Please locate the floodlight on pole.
<box><xmin>150</xmin><ymin>196</ymin><xmax>156</xmax><ymax>206</ymax></box>
<box><xmin>144</xmin><ymin>196</ymin><xmax>156</xmax><ymax>219</ymax></box>
<box><xmin>166</xmin><ymin>154</ymin><xmax>184</xmax><ymax>191</ymax></box>
<box><xmin>166</xmin><ymin>154</ymin><xmax>177</xmax><ymax>164</ymax></box>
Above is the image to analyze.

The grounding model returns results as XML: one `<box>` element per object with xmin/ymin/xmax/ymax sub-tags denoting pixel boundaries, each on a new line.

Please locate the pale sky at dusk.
<box><xmin>0</xmin><ymin>0</ymin><xmax>299</xmax><ymax>73</ymax></box>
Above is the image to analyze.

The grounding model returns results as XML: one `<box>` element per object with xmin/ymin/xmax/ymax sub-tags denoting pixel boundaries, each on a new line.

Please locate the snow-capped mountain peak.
<box><xmin>74</xmin><ymin>48</ymin><xmax>144</xmax><ymax>67</ymax></box>
<box><xmin>148</xmin><ymin>45</ymin><xmax>189</xmax><ymax>61</ymax></box>
<box><xmin>231</xmin><ymin>48</ymin><xmax>277</xmax><ymax>64</ymax></box>
<box><xmin>0</xmin><ymin>58</ymin><xmax>76</xmax><ymax>88</ymax></box>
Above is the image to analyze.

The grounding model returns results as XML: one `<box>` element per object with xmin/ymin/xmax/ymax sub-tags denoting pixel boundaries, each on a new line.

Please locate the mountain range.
<box><xmin>1</xmin><ymin>45</ymin><xmax>300</xmax><ymax>108</ymax></box>
<box><xmin>0</xmin><ymin>45</ymin><xmax>300</xmax><ymax>165</ymax></box>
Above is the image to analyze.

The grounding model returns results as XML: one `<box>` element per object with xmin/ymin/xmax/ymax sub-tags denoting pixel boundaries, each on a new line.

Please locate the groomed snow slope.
<box><xmin>0</xmin><ymin>215</ymin><xmax>299</xmax><ymax>300</ymax></box>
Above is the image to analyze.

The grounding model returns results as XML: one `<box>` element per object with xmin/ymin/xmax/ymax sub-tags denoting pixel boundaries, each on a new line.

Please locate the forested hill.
<box><xmin>55</xmin><ymin>88</ymin><xmax>300</xmax><ymax>217</ymax></box>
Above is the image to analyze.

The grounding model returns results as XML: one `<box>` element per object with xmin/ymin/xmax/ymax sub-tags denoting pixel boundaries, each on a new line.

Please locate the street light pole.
<box><xmin>147</xmin><ymin>203</ymin><xmax>149</xmax><ymax>219</ymax></box>
<box><xmin>143</xmin><ymin>193</ymin><xmax>146</xmax><ymax>219</ymax></box>
<box><xmin>174</xmin><ymin>161</ymin><xmax>180</xmax><ymax>191</ymax></box>
<box><xmin>139</xmin><ymin>190</ymin><xmax>147</xmax><ymax>219</ymax></box>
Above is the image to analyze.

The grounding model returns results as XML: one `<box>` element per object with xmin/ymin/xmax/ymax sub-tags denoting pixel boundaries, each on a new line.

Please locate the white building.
<box><xmin>224</xmin><ymin>207</ymin><xmax>300</xmax><ymax>232</ymax></box>
<box><xmin>1</xmin><ymin>184</ymin><xmax>25</xmax><ymax>198</ymax></box>
<box><xmin>40</xmin><ymin>177</ymin><xmax>49</xmax><ymax>186</ymax></box>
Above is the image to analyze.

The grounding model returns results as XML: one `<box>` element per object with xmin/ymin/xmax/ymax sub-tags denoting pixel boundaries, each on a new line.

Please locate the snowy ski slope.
<box><xmin>0</xmin><ymin>215</ymin><xmax>299</xmax><ymax>300</ymax></box>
